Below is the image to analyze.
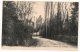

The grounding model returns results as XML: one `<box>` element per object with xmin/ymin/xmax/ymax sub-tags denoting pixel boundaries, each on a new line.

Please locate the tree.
<box><xmin>2</xmin><ymin>1</ymin><xmax>35</xmax><ymax>46</ymax></box>
<box><xmin>71</xmin><ymin>2</ymin><xmax>79</xmax><ymax>36</ymax></box>
<box><xmin>2</xmin><ymin>1</ymin><xmax>18</xmax><ymax>45</ymax></box>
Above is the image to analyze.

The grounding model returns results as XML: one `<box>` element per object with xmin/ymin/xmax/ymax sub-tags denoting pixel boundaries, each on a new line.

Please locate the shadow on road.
<box><xmin>29</xmin><ymin>38</ymin><xmax>39</xmax><ymax>47</ymax></box>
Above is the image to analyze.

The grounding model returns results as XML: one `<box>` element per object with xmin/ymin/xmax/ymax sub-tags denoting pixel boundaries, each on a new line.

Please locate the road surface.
<box><xmin>31</xmin><ymin>36</ymin><xmax>77</xmax><ymax>48</ymax></box>
<box><xmin>2</xmin><ymin>36</ymin><xmax>77</xmax><ymax>50</ymax></box>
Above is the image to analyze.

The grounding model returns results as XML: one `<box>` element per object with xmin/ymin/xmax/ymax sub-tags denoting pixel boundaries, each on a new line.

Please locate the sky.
<box><xmin>31</xmin><ymin>2</ymin><xmax>73</xmax><ymax>22</ymax></box>
<box><xmin>15</xmin><ymin>1</ymin><xmax>74</xmax><ymax>23</ymax></box>
<box><xmin>32</xmin><ymin>2</ymin><xmax>45</xmax><ymax>22</ymax></box>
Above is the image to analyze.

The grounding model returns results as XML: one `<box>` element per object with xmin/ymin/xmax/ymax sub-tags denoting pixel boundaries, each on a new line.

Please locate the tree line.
<box><xmin>40</xmin><ymin>2</ymin><xmax>78</xmax><ymax>45</ymax></box>
<box><xmin>2</xmin><ymin>1</ymin><xmax>35</xmax><ymax>46</ymax></box>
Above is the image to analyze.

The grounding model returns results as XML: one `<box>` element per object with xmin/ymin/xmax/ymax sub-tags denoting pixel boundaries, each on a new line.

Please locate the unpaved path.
<box><xmin>31</xmin><ymin>36</ymin><xmax>77</xmax><ymax>48</ymax></box>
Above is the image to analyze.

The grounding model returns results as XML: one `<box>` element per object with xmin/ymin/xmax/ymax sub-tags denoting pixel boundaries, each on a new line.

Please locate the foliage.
<box><xmin>40</xmin><ymin>2</ymin><xmax>78</xmax><ymax>45</ymax></box>
<box><xmin>2</xmin><ymin>1</ymin><xmax>34</xmax><ymax>46</ymax></box>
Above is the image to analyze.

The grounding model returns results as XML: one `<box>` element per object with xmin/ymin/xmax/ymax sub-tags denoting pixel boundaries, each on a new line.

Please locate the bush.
<box><xmin>2</xmin><ymin>16</ymin><xmax>33</xmax><ymax>46</ymax></box>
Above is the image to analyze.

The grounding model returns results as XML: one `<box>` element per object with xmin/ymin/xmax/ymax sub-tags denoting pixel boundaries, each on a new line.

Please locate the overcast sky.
<box><xmin>31</xmin><ymin>2</ymin><xmax>73</xmax><ymax>23</ymax></box>
<box><xmin>32</xmin><ymin>2</ymin><xmax>45</xmax><ymax>22</ymax></box>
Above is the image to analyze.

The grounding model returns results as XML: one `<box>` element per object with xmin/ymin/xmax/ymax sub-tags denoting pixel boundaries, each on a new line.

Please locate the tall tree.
<box><xmin>71</xmin><ymin>2</ymin><xmax>79</xmax><ymax>35</ymax></box>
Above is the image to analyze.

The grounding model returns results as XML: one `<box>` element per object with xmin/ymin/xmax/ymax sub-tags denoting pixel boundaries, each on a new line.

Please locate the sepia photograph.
<box><xmin>2</xmin><ymin>0</ymin><xmax>79</xmax><ymax>50</ymax></box>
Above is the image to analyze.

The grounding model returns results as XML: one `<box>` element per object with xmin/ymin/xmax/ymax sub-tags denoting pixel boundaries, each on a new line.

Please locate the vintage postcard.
<box><xmin>2</xmin><ymin>0</ymin><xmax>79</xmax><ymax>50</ymax></box>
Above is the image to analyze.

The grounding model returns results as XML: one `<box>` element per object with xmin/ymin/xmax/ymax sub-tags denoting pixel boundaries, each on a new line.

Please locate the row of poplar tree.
<box><xmin>40</xmin><ymin>2</ymin><xmax>78</xmax><ymax>45</ymax></box>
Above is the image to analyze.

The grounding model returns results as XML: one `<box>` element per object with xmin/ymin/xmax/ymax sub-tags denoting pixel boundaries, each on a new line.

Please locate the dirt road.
<box><xmin>31</xmin><ymin>36</ymin><xmax>77</xmax><ymax>48</ymax></box>
<box><xmin>2</xmin><ymin>36</ymin><xmax>77</xmax><ymax>50</ymax></box>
